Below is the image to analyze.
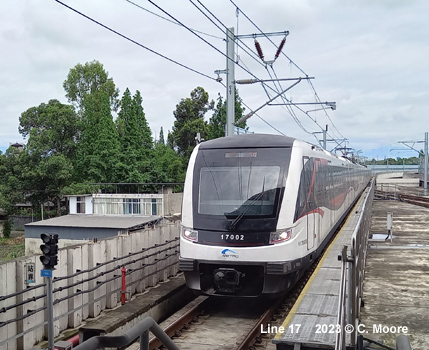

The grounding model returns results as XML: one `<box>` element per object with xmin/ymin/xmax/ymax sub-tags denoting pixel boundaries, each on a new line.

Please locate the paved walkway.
<box><xmin>360</xmin><ymin>183</ymin><xmax>429</xmax><ymax>349</ymax></box>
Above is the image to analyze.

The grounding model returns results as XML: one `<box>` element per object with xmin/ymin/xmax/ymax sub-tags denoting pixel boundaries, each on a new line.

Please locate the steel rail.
<box><xmin>148</xmin><ymin>296</ymin><xmax>208</xmax><ymax>350</ymax></box>
<box><xmin>234</xmin><ymin>297</ymin><xmax>284</xmax><ymax>350</ymax></box>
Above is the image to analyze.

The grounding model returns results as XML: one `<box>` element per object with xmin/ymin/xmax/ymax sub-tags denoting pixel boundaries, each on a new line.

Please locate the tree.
<box><xmin>116</xmin><ymin>88</ymin><xmax>153</xmax><ymax>183</ymax></box>
<box><xmin>74</xmin><ymin>91</ymin><xmax>121</xmax><ymax>183</ymax></box>
<box><xmin>153</xmin><ymin>137</ymin><xmax>185</xmax><ymax>184</ymax></box>
<box><xmin>19</xmin><ymin>99</ymin><xmax>79</xmax><ymax>158</ymax></box>
<box><xmin>63</xmin><ymin>60</ymin><xmax>119</xmax><ymax>113</ymax></box>
<box><xmin>208</xmin><ymin>89</ymin><xmax>247</xmax><ymax>140</ymax></box>
<box><xmin>21</xmin><ymin>152</ymin><xmax>73</xmax><ymax>216</ymax></box>
<box><xmin>17</xmin><ymin>100</ymin><xmax>79</xmax><ymax>215</ymax></box>
<box><xmin>171</xmin><ymin>87</ymin><xmax>214</xmax><ymax>160</ymax></box>
<box><xmin>0</xmin><ymin>147</ymin><xmax>26</xmax><ymax>214</ymax></box>
<box><xmin>158</xmin><ymin>127</ymin><xmax>165</xmax><ymax>145</ymax></box>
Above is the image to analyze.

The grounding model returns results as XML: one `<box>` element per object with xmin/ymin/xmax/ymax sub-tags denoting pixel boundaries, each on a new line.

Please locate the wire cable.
<box><xmin>191</xmin><ymin>0</ymin><xmax>268</xmax><ymax>69</ymax></box>
<box><xmin>230</xmin><ymin>0</ymin><xmax>349</xmax><ymax>148</ymax></box>
<box><xmin>124</xmin><ymin>0</ymin><xmax>224</xmax><ymax>40</ymax></box>
<box><xmin>191</xmin><ymin>1</ymin><xmax>329</xmax><ymax>139</ymax></box>
<box><xmin>54</xmin><ymin>0</ymin><xmax>219</xmax><ymax>83</ymax></box>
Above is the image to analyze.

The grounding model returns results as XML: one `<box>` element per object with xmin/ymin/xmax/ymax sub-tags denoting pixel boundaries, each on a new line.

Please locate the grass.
<box><xmin>0</xmin><ymin>235</ymin><xmax>26</xmax><ymax>262</ymax></box>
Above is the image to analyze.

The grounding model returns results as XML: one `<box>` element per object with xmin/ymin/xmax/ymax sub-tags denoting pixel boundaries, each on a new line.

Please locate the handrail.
<box><xmin>335</xmin><ymin>179</ymin><xmax>375</xmax><ymax>350</ymax></box>
<box><xmin>335</xmin><ymin>245</ymin><xmax>348</xmax><ymax>350</ymax></box>
<box><xmin>73</xmin><ymin>316</ymin><xmax>179</xmax><ymax>350</ymax></box>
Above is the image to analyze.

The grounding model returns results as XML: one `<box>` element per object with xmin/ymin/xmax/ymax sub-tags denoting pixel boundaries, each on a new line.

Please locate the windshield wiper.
<box><xmin>228</xmin><ymin>190</ymin><xmax>265</xmax><ymax>230</ymax></box>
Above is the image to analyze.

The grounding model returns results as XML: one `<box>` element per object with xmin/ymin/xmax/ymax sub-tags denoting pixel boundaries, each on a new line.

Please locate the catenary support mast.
<box><xmin>226</xmin><ymin>27</ymin><xmax>235</xmax><ymax>137</ymax></box>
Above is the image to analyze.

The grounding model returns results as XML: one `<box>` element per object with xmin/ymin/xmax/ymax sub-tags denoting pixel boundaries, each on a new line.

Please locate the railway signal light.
<box><xmin>40</xmin><ymin>233</ymin><xmax>59</xmax><ymax>270</ymax></box>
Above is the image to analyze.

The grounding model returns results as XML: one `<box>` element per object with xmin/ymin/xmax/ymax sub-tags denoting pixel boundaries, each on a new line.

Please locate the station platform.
<box><xmin>273</xmin><ymin>186</ymin><xmax>372</xmax><ymax>349</ymax></box>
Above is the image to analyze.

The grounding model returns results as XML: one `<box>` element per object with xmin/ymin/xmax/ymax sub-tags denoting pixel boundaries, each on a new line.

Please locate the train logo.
<box><xmin>221</xmin><ymin>249</ymin><xmax>239</xmax><ymax>258</ymax></box>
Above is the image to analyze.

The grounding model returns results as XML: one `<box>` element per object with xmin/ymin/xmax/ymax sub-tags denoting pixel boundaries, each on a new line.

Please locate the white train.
<box><xmin>179</xmin><ymin>134</ymin><xmax>370</xmax><ymax>296</ymax></box>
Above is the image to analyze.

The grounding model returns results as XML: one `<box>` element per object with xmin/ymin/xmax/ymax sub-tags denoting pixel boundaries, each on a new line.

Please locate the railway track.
<box><xmin>147</xmin><ymin>285</ymin><xmax>302</xmax><ymax>350</ymax></box>
<box><xmin>141</xmin><ymin>253</ymin><xmax>320</xmax><ymax>350</ymax></box>
<box><xmin>375</xmin><ymin>190</ymin><xmax>429</xmax><ymax>208</ymax></box>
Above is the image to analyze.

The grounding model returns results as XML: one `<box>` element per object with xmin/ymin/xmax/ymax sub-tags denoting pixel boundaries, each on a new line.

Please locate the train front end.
<box><xmin>179</xmin><ymin>134</ymin><xmax>303</xmax><ymax>297</ymax></box>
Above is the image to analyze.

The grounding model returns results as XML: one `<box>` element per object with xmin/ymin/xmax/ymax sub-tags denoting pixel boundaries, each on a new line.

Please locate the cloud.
<box><xmin>1</xmin><ymin>0</ymin><xmax>428</xmax><ymax>160</ymax></box>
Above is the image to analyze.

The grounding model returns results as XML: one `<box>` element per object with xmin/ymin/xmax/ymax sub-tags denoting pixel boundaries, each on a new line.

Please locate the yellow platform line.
<box><xmin>274</xmin><ymin>193</ymin><xmax>365</xmax><ymax>340</ymax></box>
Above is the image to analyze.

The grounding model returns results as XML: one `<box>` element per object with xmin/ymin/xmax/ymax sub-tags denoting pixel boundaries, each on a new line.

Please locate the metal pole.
<box><xmin>140</xmin><ymin>330</ymin><xmax>149</xmax><ymax>350</ymax></box>
<box><xmin>424</xmin><ymin>132</ymin><xmax>428</xmax><ymax>195</ymax></box>
<box><xmin>121</xmin><ymin>266</ymin><xmax>127</xmax><ymax>305</ymax></box>
<box><xmin>323</xmin><ymin>124</ymin><xmax>328</xmax><ymax>150</ymax></box>
<box><xmin>46</xmin><ymin>276</ymin><xmax>54</xmax><ymax>350</ymax></box>
<box><xmin>226</xmin><ymin>27</ymin><xmax>235</xmax><ymax>137</ymax></box>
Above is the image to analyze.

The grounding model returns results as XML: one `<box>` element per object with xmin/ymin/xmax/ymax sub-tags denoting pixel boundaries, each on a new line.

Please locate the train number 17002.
<box><xmin>221</xmin><ymin>234</ymin><xmax>244</xmax><ymax>241</ymax></box>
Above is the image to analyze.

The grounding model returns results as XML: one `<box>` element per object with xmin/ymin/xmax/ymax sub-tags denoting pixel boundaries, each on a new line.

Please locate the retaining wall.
<box><xmin>0</xmin><ymin>221</ymin><xmax>180</xmax><ymax>350</ymax></box>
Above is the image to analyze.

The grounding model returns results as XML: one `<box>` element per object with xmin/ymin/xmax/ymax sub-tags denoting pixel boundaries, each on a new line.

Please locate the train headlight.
<box><xmin>182</xmin><ymin>227</ymin><xmax>198</xmax><ymax>242</ymax></box>
<box><xmin>269</xmin><ymin>229</ymin><xmax>292</xmax><ymax>244</ymax></box>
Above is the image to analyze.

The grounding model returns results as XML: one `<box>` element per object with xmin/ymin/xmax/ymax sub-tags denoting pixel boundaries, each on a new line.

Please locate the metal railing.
<box><xmin>335</xmin><ymin>179</ymin><xmax>375</xmax><ymax>350</ymax></box>
<box><xmin>73</xmin><ymin>316</ymin><xmax>179</xmax><ymax>350</ymax></box>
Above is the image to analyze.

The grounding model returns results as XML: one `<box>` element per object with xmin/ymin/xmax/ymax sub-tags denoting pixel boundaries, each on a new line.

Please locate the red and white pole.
<box><xmin>121</xmin><ymin>266</ymin><xmax>127</xmax><ymax>305</ymax></box>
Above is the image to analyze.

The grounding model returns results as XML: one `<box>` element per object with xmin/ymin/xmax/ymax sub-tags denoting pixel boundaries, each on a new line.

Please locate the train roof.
<box><xmin>198</xmin><ymin>133</ymin><xmax>296</xmax><ymax>149</ymax></box>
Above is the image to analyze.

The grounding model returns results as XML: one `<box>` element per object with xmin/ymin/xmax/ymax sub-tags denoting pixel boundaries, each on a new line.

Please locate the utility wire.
<box><xmin>230</xmin><ymin>0</ymin><xmax>307</xmax><ymax>76</ymax></box>
<box><xmin>61</xmin><ymin>0</ymin><xmax>342</xmax><ymax>144</ymax></box>
<box><xmin>194</xmin><ymin>0</ymin><xmax>333</xmax><ymax>140</ymax></box>
<box><xmin>55</xmin><ymin>0</ymin><xmax>295</xmax><ymax>132</ymax></box>
<box><xmin>146</xmin><ymin>0</ymin><xmax>228</xmax><ymax>61</ymax></box>
<box><xmin>124</xmin><ymin>0</ymin><xmax>224</xmax><ymax>40</ymax></box>
<box><xmin>191</xmin><ymin>0</ymin><xmax>267</xmax><ymax>68</ymax></box>
<box><xmin>230</xmin><ymin>0</ymin><xmax>349</xmax><ymax>148</ymax></box>
<box><xmin>54</xmin><ymin>0</ymin><xmax>219</xmax><ymax>83</ymax></box>
<box><xmin>188</xmin><ymin>1</ymin><xmax>315</xmax><ymax>134</ymax></box>
<box><xmin>147</xmin><ymin>0</ymin><xmax>298</xmax><ymax>114</ymax></box>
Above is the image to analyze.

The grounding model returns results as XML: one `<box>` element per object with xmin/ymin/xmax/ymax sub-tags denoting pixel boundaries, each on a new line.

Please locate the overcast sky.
<box><xmin>1</xmin><ymin>0</ymin><xmax>428</xmax><ymax>160</ymax></box>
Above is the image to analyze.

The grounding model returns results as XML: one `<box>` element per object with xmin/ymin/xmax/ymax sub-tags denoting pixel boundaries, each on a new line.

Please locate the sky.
<box><xmin>1</xmin><ymin>0</ymin><xmax>428</xmax><ymax>160</ymax></box>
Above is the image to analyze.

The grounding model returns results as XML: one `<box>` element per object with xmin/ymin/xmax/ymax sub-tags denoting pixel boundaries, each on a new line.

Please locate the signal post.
<box><xmin>40</xmin><ymin>233</ymin><xmax>59</xmax><ymax>350</ymax></box>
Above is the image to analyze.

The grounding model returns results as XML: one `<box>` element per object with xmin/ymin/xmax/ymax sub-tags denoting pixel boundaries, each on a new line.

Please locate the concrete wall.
<box><xmin>0</xmin><ymin>221</ymin><xmax>180</xmax><ymax>350</ymax></box>
<box><xmin>10</xmin><ymin>215</ymin><xmax>33</xmax><ymax>231</ymax></box>
<box><xmin>163</xmin><ymin>193</ymin><xmax>183</xmax><ymax>215</ymax></box>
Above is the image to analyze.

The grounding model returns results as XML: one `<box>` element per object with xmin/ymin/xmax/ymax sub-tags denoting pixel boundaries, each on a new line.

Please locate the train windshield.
<box><xmin>195</xmin><ymin>148</ymin><xmax>291</xmax><ymax>218</ymax></box>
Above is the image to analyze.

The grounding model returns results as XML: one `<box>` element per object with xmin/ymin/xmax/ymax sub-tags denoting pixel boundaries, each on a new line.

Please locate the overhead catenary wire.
<box><xmin>128</xmin><ymin>0</ymin><xmax>324</xmax><ymax>139</ymax></box>
<box><xmin>53</xmin><ymin>0</ymin><xmax>220</xmax><ymax>83</ymax></box>
<box><xmin>150</xmin><ymin>0</ymin><xmax>316</xmax><ymax>136</ymax></box>
<box><xmin>57</xmin><ymin>0</ymin><xmax>348</xmax><ymax>150</ymax></box>
<box><xmin>191</xmin><ymin>0</ymin><xmax>340</xmax><ymax>143</ymax></box>
<box><xmin>230</xmin><ymin>0</ymin><xmax>307</xmax><ymax>76</ymax></box>
<box><xmin>54</xmin><ymin>0</ymin><xmax>291</xmax><ymax>137</ymax></box>
<box><xmin>124</xmin><ymin>0</ymin><xmax>224</xmax><ymax>39</ymax></box>
<box><xmin>230</xmin><ymin>0</ymin><xmax>351</xmax><ymax>150</ymax></box>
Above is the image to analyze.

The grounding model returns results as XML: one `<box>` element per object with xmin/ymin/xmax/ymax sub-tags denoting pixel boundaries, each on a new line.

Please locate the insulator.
<box><xmin>274</xmin><ymin>37</ymin><xmax>286</xmax><ymax>60</ymax></box>
<box><xmin>254</xmin><ymin>39</ymin><xmax>264</xmax><ymax>61</ymax></box>
<box><xmin>236</xmin><ymin>79</ymin><xmax>257</xmax><ymax>85</ymax></box>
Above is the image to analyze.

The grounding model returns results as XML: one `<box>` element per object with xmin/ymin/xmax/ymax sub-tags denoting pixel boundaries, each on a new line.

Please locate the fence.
<box><xmin>376</xmin><ymin>183</ymin><xmax>428</xmax><ymax>196</ymax></box>
<box><xmin>335</xmin><ymin>179</ymin><xmax>374</xmax><ymax>350</ymax></box>
<box><xmin>0</xmin><ymin>221</ymin><xmax>180</xmax><ymax>350</ymax></box>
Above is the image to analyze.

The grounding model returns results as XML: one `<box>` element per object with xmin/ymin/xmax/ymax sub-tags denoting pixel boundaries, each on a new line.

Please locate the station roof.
<box><xmin>25</xmin><ymin>214</ymin><xmax>161</xmax><ymax>230</ymax></box>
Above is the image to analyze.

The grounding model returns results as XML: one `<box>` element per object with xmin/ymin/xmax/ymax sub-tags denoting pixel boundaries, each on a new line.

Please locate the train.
<box><xmin>179</xmin><ymin>134</ymin><xmax>370</xmax><ymax>297</ymax></box>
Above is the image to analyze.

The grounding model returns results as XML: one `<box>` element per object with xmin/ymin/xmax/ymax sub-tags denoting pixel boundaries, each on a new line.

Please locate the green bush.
<box><xmin>3</xmin><ymin>220</ymin><xmax>12</xmax><ymax>238</ymax></box>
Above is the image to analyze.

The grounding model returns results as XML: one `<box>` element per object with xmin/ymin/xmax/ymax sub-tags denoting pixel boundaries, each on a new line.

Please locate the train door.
<box><xmin>302</xmin><ymin>157</ymin><xmax>316</xmax><ymax>250</ymax></box>
<box><xmin>308</xmin><ymin>159</ymin><xmax>323</xmax><ymax>250</ymax></box>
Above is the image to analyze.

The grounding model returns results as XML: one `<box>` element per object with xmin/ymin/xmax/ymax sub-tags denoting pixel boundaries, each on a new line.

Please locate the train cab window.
<box><xmin>198</xmin><ymin>165</ymin><xmax>280</xmax><ymax>217</ymax></box>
